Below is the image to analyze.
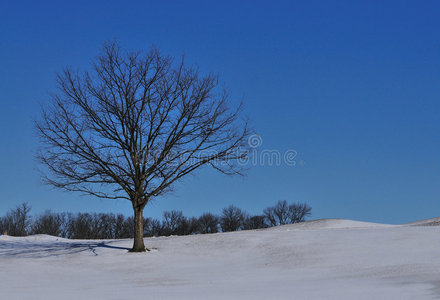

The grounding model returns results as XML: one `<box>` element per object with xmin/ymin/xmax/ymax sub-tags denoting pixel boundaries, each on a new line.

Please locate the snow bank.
<box><xmin>0</xmin><ymin>234</ymin><xmax>67</xmax><ymax>242</ymax></box>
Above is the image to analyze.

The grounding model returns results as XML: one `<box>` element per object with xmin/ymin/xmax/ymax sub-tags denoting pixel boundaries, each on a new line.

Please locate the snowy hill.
<box><xmin>405</xmin><ymin>217</ymin><xmax>440</xmax><ymax>227</ymax></box>
<box><xmin>1</xmin><ymin>219</ymin><xmax>439</xmax><ymax>299</ymax></box>
<box><xmin>266</xmin><ymin>218</ymin><xmax>393</xmax><ymax>230</ymax></box>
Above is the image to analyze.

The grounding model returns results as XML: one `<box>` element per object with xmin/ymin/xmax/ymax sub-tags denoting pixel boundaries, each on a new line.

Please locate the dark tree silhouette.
<box><xmin>243</xmin><ymin>215</ymin><xmax>268</xmax><ymax>230</ymax></box>
<box><xmin>160</xmin><ymin>210</ymin><xmax>200</xmax><ymax>236</ymax></box>
<box><xmin>179</xmin><ymin>217</ymin><xmax>200</xmax><ymax>235</ymax></box>
<box><xmin>197</xmin><ymin>213</ymin><xmax>219</xmax><ymax>234</ymax></box>
<box><xmin>0</xmin><ymin>203</ymin><xmax>32</xmax><ymax>236</ymax></box>
<box><xmin>148</xmin><ymin>218</ymin><xmax>162</xmax><ymax>237</ymax></box>
<box><xmin>220</xmin><ymin>205</ymin><xmax>245</xmax><ymax>232</ymax></box>
<box><xmin>264</xmin><ymin>200</ymin><xmax>312</xmax><ymax>226</ymax></box>
<box><xmin>161</xmin><ymin>210</ymin><xmax>185</xmax><ymax>236</ymax></box>
<box><xmin>31</xmin><ymin>210</ymin><xmax>66</xmax><ymax>237</ymax></box>
<box><xmin>114</xmin><ymin>214</ymin><xmax>133</xmax><ymax>239</ymax></box>
<box><xmin>36</xmin><ymin>41</ymin><xmax>249</xmax><ymax>251</ymax></box>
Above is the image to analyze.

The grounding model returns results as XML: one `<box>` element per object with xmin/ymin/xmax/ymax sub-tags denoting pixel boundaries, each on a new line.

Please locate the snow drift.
<box><xmin>0</xmin><ymin>219</ymin><xmax>439</xmax><ymax>299</ymax></box>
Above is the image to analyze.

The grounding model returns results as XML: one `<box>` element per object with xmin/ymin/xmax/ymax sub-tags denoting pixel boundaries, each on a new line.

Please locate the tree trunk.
<box><xmin>130</xmin><ymin>206</ymin><xmax>147</xmax><ymax>252</ymax></box>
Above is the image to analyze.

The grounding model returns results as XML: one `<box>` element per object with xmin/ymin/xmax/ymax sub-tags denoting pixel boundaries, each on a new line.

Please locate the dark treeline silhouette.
<box><xmin>0</xmin><ymin>200</ymin><xmax>311</xmax><ymax>239</ymax></box>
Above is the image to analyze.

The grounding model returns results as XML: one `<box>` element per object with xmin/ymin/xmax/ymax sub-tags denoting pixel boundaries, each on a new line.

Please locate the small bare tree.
<box><xmin>36</xmin><ymin>41</ymin><xmax>249</xmax><ymax>252</ymax></box>
<box><xmin>243</xmin><ymin>215</ymin><xmax>268</xmax><ymax>230</ymax></box>
<box><xmin>161</xmin><ymin>210</ymin><xmax>185</xmax><ymax>236</ymax></box>
<box><xmin>264</xmin><ymin>200</ymin><xmax>312</xmax><ymax>226</ymax></box>
<box><xmin>1</xmin><ymin>203</ymin><xmax>32</xmax><ymax>236</ymax></box>
<box><xmin>197</xmin><ymin>213</ymin><xmax>219</xmax><ymax>234</ymax></box>
<box><xmin>220</xmin><ymin>205</ymin><xmax>245</xmax><ymax>232</ymax></box>
<box><xmin>31</xmin><ymin>210</ymin><xmax>66</xmax><ymax>237</ymax></box>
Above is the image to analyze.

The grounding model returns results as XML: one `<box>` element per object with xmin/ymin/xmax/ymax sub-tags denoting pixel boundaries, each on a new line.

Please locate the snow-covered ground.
<box><xmin>1</xmin><ymin>219</ymin><xmax>439</xmax><ymax>299</ymax></box>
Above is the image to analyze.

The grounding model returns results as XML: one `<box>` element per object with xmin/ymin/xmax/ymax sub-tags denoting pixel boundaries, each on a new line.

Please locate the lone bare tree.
<box><xmin>36</xmin><ymin>41</ymin><xmax>249</xmax><ymax>252</ymax></box>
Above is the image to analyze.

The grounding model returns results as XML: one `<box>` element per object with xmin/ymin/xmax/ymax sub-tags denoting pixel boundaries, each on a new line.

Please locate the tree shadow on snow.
<box><xmin>0</xmin><ymin>239</ymin><xmax>131</xmax><ymax>258</ymax></box>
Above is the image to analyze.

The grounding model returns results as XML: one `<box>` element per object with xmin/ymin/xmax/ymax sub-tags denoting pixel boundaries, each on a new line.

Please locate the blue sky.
<box><xmin>1</xmin><ymin>0</ymin><xmax>439</xmax><ymax>224</ymax></box>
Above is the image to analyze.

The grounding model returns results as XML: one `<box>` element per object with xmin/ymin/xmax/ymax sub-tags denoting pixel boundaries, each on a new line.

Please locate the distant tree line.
<box><xmin>0</xmin><ymin>201</ymin><xmax>311</xmax><ymax>239</ymax></box>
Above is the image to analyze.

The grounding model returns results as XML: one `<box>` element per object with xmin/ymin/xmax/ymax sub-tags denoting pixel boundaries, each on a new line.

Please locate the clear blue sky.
<box><xmin>1</xmin><ymin>0</ymin><xmax>439</xmax><ymax>224</ymax></box>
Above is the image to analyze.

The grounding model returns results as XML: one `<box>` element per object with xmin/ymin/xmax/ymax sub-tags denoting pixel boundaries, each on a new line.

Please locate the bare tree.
<box><xmin>31</xmin><ymin>210</ymin><xmax>66</xmax><ymax>237</ymax></box>
<box><xmin>220</xmin><ymin>205</ymin><xmax>245</xmax><ymax>232</ymax></box>
<box><xmin>1</xmin><ymin>203</ymin><xmax>32</xmax><ymax>236</ymax></box>
<box><xmin>67</xmin><ymin>213</ymin><xmax>93</xmax><ymax>239</ymax></box>
<box><xmin>161</xmin><ymin>210</ymin><xmax>185</xmax><ymax>236</ymax></box>
<box><xmin>243</xmin><ymin>215</ymin><xmax>268</xmax><ymax>230</ymax></box>
<box><xmin>97</xmin><ymin>213</ymin><xmax>117</xmax><ymax>239</ymax></box>
<box><xmin>148</xmin><ymin>218</ymin><xmax>162</xmax><ymax>237</ymax></box>
<box><xmin>36</xmin><ymin>41</ymin><xmax>249</xmax><ymax>251</ymax></box>
<box><xmin>264</xmin><ymin>200</ymin><xmax>290</xmax><ymax>226</ymax></box>
<box><xmin>161</xmin><ymin>210</ymin><xmax>199</xmax><ymax>236</ymax></box>
<box><xmin>197</xmin><ymin>213</ymin><xmax>219</xmax><ymax>234</ymax></box>
<box><xmin>264</xmin><ymin>200</ymin><xmax>312</xmax><ymax>226</ymax></box>
<box><xmin>115</xmin><ymin>215</ymin><xmax>135</xmax><ymax>239</ymax></box>
<box><xmin>179</xmin><ymin>216</ymin><xmax>200</xmax><ymax>235</ymax></box>
<box><xmin>289</xmin><ymin>203</ymin><xmax>312</xmax><ymax>223</ymax></box>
